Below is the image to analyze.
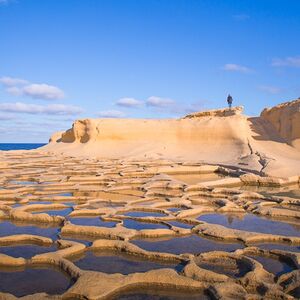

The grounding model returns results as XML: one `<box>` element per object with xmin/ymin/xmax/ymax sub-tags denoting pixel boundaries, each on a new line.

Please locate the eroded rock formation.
<box><xmin>261</xmin><ymin>99</ymin><xmax>300</xmax><ymax>150</ymax></box>
<box><xmin>44</xmin><ymin>100</ymin><xmax>300</xmax><ymax>178</ymax></box>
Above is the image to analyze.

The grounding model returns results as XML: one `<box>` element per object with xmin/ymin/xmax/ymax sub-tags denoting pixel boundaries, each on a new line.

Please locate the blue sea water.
<box><xmin>0</xmin><ymin>143</ymin><xmax>46</xmax><ymax>151</ymax></box>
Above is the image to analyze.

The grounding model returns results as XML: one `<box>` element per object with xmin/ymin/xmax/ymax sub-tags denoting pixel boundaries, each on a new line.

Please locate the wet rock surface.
<box><xmin>0</xmin><ymin>150</ymin><xmax>299</xmax><ymax>299</ymax></box>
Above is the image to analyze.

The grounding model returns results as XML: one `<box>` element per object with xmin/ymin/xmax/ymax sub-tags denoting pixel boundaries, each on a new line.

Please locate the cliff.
<box><xmin>43</xmin><ymin>102</ymin><xmax>300</xmax><ymax>177</ymax></box>
<box><xmin>261</xmin><ymin>99</ymin><xmax>300</xmax><ymax>150</ymax></box>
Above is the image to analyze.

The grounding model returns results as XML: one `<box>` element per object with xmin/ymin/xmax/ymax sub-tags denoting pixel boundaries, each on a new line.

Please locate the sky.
<box><xmin>0</xmin><ymin>0</ymin><xmax>300</xmax><ymax>142</ymax></box>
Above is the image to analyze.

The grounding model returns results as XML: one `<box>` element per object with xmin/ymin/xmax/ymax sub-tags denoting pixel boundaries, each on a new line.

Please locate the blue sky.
<box><xmin>0</xmin><ymin>0</ymin><xmax>300</xmax><ymax>142</ymax></box>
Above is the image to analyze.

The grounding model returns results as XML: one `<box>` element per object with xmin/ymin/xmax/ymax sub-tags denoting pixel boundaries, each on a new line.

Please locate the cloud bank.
<box><xmin>223</xmin><ymin>63</ymin><xmax>252</xmax><ymax>73</ymax></box>
<box><xmin>271</xmin><ymin>56</ymin><xmax>300</xmax><ymax>68</ymax></box>
<box><xmin>0</xmin><ymin>102</ymin><xmax>83</xmax><ymax>115</ymax></box>
<box><xmin>146</xmin><ymin>96</ymin><xmax>175</xmax><ymax>107</ymax></box>
<box><xmin>116</xmin><ymin>97</ymin><xmax>143</xmax><ymax>108</ymax></box>
<box><xmin>0</xmin><ymin>76</ymin><xmax>65</xmax><ymax>100</ymax></box>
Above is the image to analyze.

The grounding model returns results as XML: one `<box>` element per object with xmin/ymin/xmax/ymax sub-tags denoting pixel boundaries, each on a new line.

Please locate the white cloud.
<box><xmin>0</xmin><ymin>76</ymin><xmax>28</xmax><ymax>86</ymax></box>
<box><xmin>116</xmin><ymin>97</ymin><xmax>143</xmax><ymax>108</ymax></box>
<box><xmin>271</xmin><ymin>56</ymin><xmax>300</xmax><ymax>68</ymax></box>
<box><xmin>233</xmin><ymin>14</ymin><xmax>250</xmax><ymax>21</ymax></box>
<box><xmin>259</xmin><ymin>85</ymin><xmax>282</xmax><ymax>94</ymax></box>
<box><xmin>146</xmin><ymin>96</ymin><xmax>175</xmax><ymax>107</ymax></box>
<box><xmin>0</xmin><ymin>102</ymin><xmax>83</xmax><ymax>115</ymax></box>
<box><xmin>97</xmin><ymin>110</ymin><xmax>126</xmax><ymax>118</ymax></box>
<box><xmin>0</xmin><ymin>76</ymin><xmax>65</xmax><ymax>100</ymax></box>
<box><xmin>22</xmin><ymin>84</ymin><xmax>65</xmax><ymax>100</ymax></box>
<box><xmin>223</xmin><ymin>63</ymin><xmax>252</xmax><ymax>73</ymax></box>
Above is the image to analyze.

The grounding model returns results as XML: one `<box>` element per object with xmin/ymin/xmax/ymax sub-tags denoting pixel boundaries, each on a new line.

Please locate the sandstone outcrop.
<box><xmin>261</xmin><ymin>99</ymin><xmax>300</xmax><ymax>150</ymax></box>
<box><xmin>43</xmin><ymin>100</ymin><xmax>300</xmax><ymax>178</ymax></box>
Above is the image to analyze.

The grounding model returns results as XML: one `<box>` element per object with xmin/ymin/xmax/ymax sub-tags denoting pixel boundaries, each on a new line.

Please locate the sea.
<box><xmin>0</xmin><ymin>144</ymin><xmax>46</xmax><ymax>151</ymax></box>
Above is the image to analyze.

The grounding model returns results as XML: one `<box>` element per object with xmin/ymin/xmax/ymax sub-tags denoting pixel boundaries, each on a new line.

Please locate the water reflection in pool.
<box><xmin>0</xmin><ymin>220</ymin><xmax>60</xmax><ymax>240</ymax></box>
<box><xmin>198</xmin><ymin>213</ymin><xmax>300</xmax><ymax>237</ymax></box>
<box><xmin>132</xmin><ymin>235</ymin><xmax>242</xmax><ymax>255</ymax></box>
<box><xmin>72</xmin><ymin>250</ymin><xmax>185</xmax><ymax>274</ymax></box>
<box><xmin>0</xmin><ymin>265</ymin><xmax>74</xmax><ymax>297</ymax></box>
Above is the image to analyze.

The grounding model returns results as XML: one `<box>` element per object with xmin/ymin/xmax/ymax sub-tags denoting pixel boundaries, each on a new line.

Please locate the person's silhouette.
<box><xmin>227</xmin><ymin>94</ymin><xmax>233</xmax><ymax>109</ymax></box>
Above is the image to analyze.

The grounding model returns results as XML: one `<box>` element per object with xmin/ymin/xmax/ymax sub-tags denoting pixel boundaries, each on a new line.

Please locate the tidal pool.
<box><xmin>32</xmin><ymin>207</ymin><xmax>73</xmax><ymax>216</ymax></box>
<box><xmin>197</xmin><ymin>260</ymin><xmax>249</xmax><ymax>278</ymax></box>
<box><xmin>198</xmin><ymin>213</ymin><xmax>300</xmax><ymax>237</ymax></box>
<box><xmin>53</xmin><ymin>192</ymin><xmax>73</xmax><ymax>197</ymax></box>
<box><xmin>62</xmin><ymin>201</ymin><xmax>76</xmax><ymax>206</ymax></box>
<box><xmin>0</xmin><ymin>220</ymin><xmax>60</xmax><ymax>240</ymax></box>
<box><xmin>58</xmin><ymin>236</ymin><xmax>93</xmax><ymax>246</ymax></box>
<box><xmin>170</xmin><ymin>173</ymin><xmax>225</xmax><ymax>185</ymax></box>
<box><xmin>12</xmin><ymin>201</ymin><xmax>54</xmax><ymax>208</ymax></box>
<box><xmin>27</xmin><ymin>201</ymin><xmax>53</xmax><ymax>205</ymax></box>
<box><xmin>167</xmin><ymin>207</ymin><xmax>185</xmax><ymax>213</ymax></box>
<box><xmin>72</xmin><ymin>250</ymin><xmax>185</xmax><ymax>274</ymax></box>
<box><xmin>256</xmin><ymin>243</ymin><xmax>300</xmax><ymax>253</ymax></box>
<box><xmin>69</xmin><ymin>216</ymin><xmax>117</xmax><ymax>227</ymax></box>
<box><xmin>9</xmin><ymin>180</ymin><xmax>38</xmax><ymax>185</ymax></box>
<box><xmin>0</xmin><ymin>244</ymin><xmax>58</xmax><ymax>259</ymax></box>
<box><xmin>0</xmin><ymin>221</ymin><xmax>60</xmax><ymax>240</ymax></box>
<box><xmin>248</xmin><ymin>255</ymin><xmax>295</xmax><ymax>277</ymax></box>
<box><xmin>123</xmin><ymin>211</ymin><xmax>166</xmax><ymax>218</ymax></box>
<box><xmin>168</xmin><ymin>221</ymin><xmax>194</xmax><ymax>229</ymax></box>
<box><xmin>123</xmin><ymin>219</ymin><xmax>168</xmax><ymax>230</ymax></box>
<box><xmin>0</xmin><ymin>265</ymin><xmax>74</xmax><ymax>297</ymax></box>
<box><xmin>132</xmin><ymin>235</ymin><xmax>242</xmax><ymax>255</ymax></box>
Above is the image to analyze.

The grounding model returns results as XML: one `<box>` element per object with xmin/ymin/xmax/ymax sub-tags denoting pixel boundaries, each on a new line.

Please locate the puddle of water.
<box><xmin>10</xmin><ymin>181</ymin><xmax>38</xmax><ymax>185</ymax></box>
<box><xmin>115</xmin><ymin>288</ymin><xmax>209</xmax><ymax>300</ymax></box>
<box><xmin>123</xmin><ymin>219</ymin><xmax>168</xmax><ymax>230</ymax></box>
<box><xmin>198</xmin><ymin>213</ymin><xmax>300</xmax><ymax>237</ymax></box>
<box><xmin>123</xmin><ymin>211</ymin><xmax>166</xmax><ymax>218</ymax></box>
<box><xmin>59</xmin><ymin>237</ymin><xmax>93</xmax><ymax>246</ymax></box>
<box><xmin>256</xmin><ymin>243</ymin><xmax>300</xmax><ymax>253</ymax></box>
<box><xmin>0</xmin><ymin>220</ymin><xmax>60</xmax><ymax>240</ymax></box>
<box><xmin>197</xmin><ymin>259</ymin><xmax>249</xmax><ymax>278</ymax></box>
<box><xmin>168</xmin><ymin>221</ymin><xmax>194</xmax><ymax>229</ymax></box>
<box><xmin>32</xmin><ymin>207</ymin><xmax>73</xmax><ymax>217</ymax></box>
<box><xmin>69</xmin><ymin>216</ymin><xmax>117</xmax><ymax>227</ymax></box>
<box><xmin>248</xmin><ymin>255</ymin><xmax>295</xmax><ymax>277</ymax></box>
<box><xmin>0</xmin><ymin>244</ymin><xmax>58</xmax><ymax>259</ymax></box>
<box><xmin>53</xmin><ymin>192</ymin><xmax>73</xmax><ymax>197</ymax></box>
<box><xmin>71</xmin><ymin>250</ymin><xmax>185</xmax><ymax>274</ymax></box>
<box><xmin>29</xmin><ymin>201</ymin><xmax>54</xmax><ymax>205</ymax></box>
<box><xmin>170</xmin><ymin>173</ymin><xmax>225</xmax><ymax>185</ymax></box>
<box><xmin>132</xmin><ymin>235</ymin><xmax>242</xmax><ymax>255</ymax></box>
<box><xmin>167</xmin><ymin>207</ymin><xmax>182</xmax><ymax>213</ymax></box>
<box><xmin>62</xmin><ymin>201</ymin><xmax>76</xmax><ymax>206</ymax></box>
<box><xmin>0</xmin><ymin>265</ymin><xmax>74</xmax><ymax>297</ymax></box>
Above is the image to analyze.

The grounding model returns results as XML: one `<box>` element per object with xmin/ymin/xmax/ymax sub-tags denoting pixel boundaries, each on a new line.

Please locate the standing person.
<box><xmin>227</xmin><ymin>94</ymin><xmax>233</xmax><ymax>109</ymax></box>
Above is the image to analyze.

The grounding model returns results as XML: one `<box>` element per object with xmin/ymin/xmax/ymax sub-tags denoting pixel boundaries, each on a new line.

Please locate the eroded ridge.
<box><xmin>0</xmin><ymin>150</ymin><xmax>299</xmax><ymax>299</ymax></box>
